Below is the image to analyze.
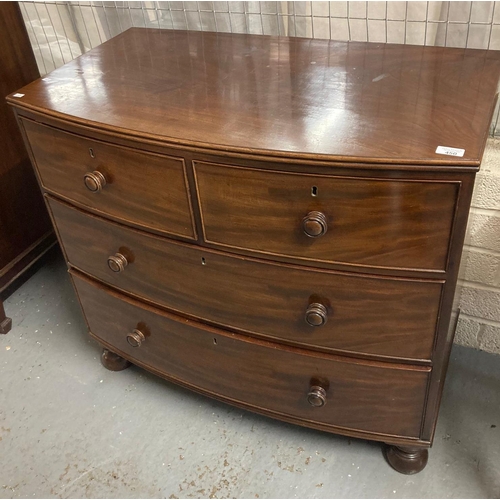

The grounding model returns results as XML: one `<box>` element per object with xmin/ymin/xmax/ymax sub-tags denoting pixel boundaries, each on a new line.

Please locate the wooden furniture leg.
<box><xmin>0</xmin><ymin>300</ymin><xmax>12</xmax><ymax>334</ymax></box>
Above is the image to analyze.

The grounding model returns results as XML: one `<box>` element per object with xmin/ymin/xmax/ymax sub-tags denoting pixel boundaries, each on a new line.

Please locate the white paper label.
<box><xmin>12</xmin><ymin>93</ymin><xmax>24</xmax><ymax>98</ymax></box>
<box><xmin>435</xmin><ymin>146</ymin><xmax>465</xmax><ymax>157</ymax></box>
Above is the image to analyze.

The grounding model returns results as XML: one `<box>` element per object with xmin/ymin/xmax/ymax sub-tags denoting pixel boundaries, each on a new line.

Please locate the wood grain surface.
<box><xmin>22</xmin><ymin>118</ymin><xmax>196</xmax><ymax>240</ymax></box>
<box><xmin>7</xmin><ymin>29</ymin><xmax>500</xmax><ymax>166</ymax></box>
<box><xmin>73</xmin><ymin>270</ymin><xmax>430</xmax><ymax>439</ymax></box>
<box><xmin>194</xmin><ymin>161</ymin><xmax>459</xmax><ymax>272</ymax></box>
<box><xmin>8</xmin><ymin>28</ymin><xmax>495</xmax><ymax>465</ymax></box>
<box><xmin>49</xmin><ymin>196</ymin><xmax>443</xmax><ymax>361</ymax></box>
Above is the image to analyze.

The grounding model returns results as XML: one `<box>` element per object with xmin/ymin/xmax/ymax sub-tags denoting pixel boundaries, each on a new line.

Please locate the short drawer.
<box><xmin>194</xmin><ymin>161</ymin><xmax>459</xmax><ymax>272</ymax></box>
<box><xmin>22</xmin><ymin>119</ymin><xmax>196</xmax><ymax>239</ymax></box>
<box><xmin>73</xmin><ymin>272</ymin><xmax>429</xmax><ymax>439</ymax></box>
<box><xmin>49</xmin><ymin>197</ymin><xmax>443</xmax><ymax>362</ymax></box>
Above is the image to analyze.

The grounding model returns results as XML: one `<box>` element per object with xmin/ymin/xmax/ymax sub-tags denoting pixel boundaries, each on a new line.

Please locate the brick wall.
<box><xmin>455</xmin><ymin>138</ymin><xmax>500</xmax><ymax>354</ymax></box>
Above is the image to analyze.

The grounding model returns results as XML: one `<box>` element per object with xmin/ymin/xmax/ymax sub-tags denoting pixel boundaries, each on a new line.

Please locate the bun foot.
<box><xmin>101</xmin><ymin>348</ymin><xmax>131</xmax><ymax>371</ymax></box>
<box><xmin>385</xmin><ymin>445</ymin><xmax>428</xmax><ymax>474</ymax></box>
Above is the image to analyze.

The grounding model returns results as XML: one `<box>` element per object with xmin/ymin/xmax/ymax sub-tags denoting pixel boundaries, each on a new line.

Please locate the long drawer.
<box><xmin>72</xmin><ymin>271</ymin><xmax>430</xmax><ymax>439</ymax></box>
<box><xmin>22</xmin><ymin>119</ymin><xmax>196</xmax><ymax>239</ymax></box>
<box><xmin>49</xmin><ymin>197</ymin><xmax>443</xmax><ymax>361</ymax></box>
<box><xmin>193</xmin><ymin>161</ymin><xmax>459</xmax><ymax>272</ymax></box>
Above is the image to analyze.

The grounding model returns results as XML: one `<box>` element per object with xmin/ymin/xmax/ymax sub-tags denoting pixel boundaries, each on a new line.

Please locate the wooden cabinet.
<box><xmin>7</xmin><ymin>28</ymin><xmax>500</xmax><ymax>474</ymax></box>
<box><xmin>47</xmin><ymin>197</ymin><xmax>442</xmax><ymax>361</ymax></box>
<box><xmin>0</xmin><ymin>2</ymin><xmax>55</xmax><ymax>325</ymax></box>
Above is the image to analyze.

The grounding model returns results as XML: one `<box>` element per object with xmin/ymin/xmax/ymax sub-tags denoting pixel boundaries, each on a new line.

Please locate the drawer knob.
<box><xmin>126</xmin><ymin>329</ymin><xmax>146</xmax><ymax>347</ymax></box>
<box><xmin>84</xmin><ymin>170</ymin><xmax>107</xmax><ymax>192</ymax></box>
<box><xmin>305</xmin><ymin>303</ymin><xmax>328</xmax><ymax>326</ymax></box>
<box><xmin>302</xmin><ymin>211</ymin><xmax>327</xmax><ymax>238</ymax></box>
<box><xmin>307</xmin><ymin>385</ymin><xmax>327</xmax><ymax>407</ymax></box>
<box><xmin>107</xmin><ymin>253</ymin><xmax>128</xmax><ymax>273</ymax></box>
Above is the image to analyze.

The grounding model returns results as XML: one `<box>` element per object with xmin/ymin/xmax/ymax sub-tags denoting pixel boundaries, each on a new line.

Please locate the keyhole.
<box><xmin>213</xmin><ymin>338</ymin><xmax>217</xmax><ymax>345</ymax></box>
<box><xmin>201</xmin><ymin>257</ymin><xmax>206</xmax><ymax>265</ymax></box>
<box><xmin>311</xmin><ymin>186</ymin><xmax>318</xmax><ymax>197</ymax></box>
<box><xmin>89</xmin><ymin>148</ymin><xmax>95</xmax><ymax>158</ymax></box>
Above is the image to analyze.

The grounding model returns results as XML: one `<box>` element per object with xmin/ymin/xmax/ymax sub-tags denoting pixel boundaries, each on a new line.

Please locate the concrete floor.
<box><xmin>1</xmin><ymin>250</ymin><xmax>500</xmax><ymax>499</ymax></box>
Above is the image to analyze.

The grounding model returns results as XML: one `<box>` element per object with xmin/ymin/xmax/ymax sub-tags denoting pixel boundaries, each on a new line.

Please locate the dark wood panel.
<box><xmin>7</xmin><ymin>29</ymin><xmax>500</xmax><ymax>166</ymax></box>
<box><xmin>72</xmin><ymin>271</ymin><xmax>430</xmax><ymax>439</ymax></box>
<box><xmin>22</xmin><ymin>119</ymin><xmax>196</xmax><ymax>240</ymax></box>
<box><xmin>194</xmin><ymin>162</ymin><xmax>459</xmax><ymax>272</ymax></box>
<box><xmin>11</xmin><ymin>106</ymin><xmax>483</xmax><ymax>174</ymax></box>
<box><xmin>48</xmin><ymin>196</ymin><xmax>443</xmax><ymax>361</ymax></box>
<box><xmin>0</xmin><ymin>231</ymin><xmax>55</xmax><ymax>293</ymax></box>
<box><xmin>0</xmin><ymin>2</ymin><xmax>54</xmax><ymax>290</ymax></box>
<box><xmin>420</xmin><ymin>173</ymin><xmax>476</xmax><ymax>442</ymax></box>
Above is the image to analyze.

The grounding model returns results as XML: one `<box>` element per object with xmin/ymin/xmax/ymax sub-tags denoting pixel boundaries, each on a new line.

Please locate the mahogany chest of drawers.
<box><xmin>8</xmin><ymin>28</ymin><xmax>500</xmax><ymax>474</ymax></box>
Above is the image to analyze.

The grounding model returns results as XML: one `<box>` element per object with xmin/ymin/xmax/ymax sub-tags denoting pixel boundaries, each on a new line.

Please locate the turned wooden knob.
<box><xmin>302</xmin><ymin>211</ymin><xmax>327</xmax><ymax>238</ymax></box>
<box><xmin>126</xmin><ymin>329</ymin><xmax>146</xmax><ymax>347</ymax></box>
<box><xmin>305</xmin><ymin>303</ymin><xmax>328</xmax><ymax>326</ymax></box>
<box><xmin>84</xmin><ymin>170</ymin><xmax>106</xmax><ymax>192</ymax></box>
<box><xmin>107</xmin><ymin>253</ymin><xmax>128</xmax><ymax>273</ymax></box>
<box><xmin>307</xmin><ymin>385</ymin><xmax>327</xmax><ymax>407</ymax></box>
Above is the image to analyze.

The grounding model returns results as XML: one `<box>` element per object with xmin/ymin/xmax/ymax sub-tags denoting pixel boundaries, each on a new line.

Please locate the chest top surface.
<box><xmin>8</xmin><ymin>28</ymin><xmax>500</xmax><ymax>167</ymax></box>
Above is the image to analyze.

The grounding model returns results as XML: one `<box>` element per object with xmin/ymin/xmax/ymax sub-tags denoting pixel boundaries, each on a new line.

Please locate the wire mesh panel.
<box><xmin>18</xmin><ymin>1</ymin><xmax>500</xmax><ymax>135</ymax></box>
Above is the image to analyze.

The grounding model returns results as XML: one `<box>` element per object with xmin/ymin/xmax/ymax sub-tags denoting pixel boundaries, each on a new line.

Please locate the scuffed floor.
<box><xmin>1</xmin><ymin>250</ymin><xmax>499</xmax><ymax>499</ymax></box>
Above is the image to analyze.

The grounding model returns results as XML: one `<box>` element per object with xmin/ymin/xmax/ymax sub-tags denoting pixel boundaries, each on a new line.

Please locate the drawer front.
<box><xmin>49</xmin><ymin>197</ymin><xmax>442</xmax><ymax>361</ymax></box>
<box><xmin>73</xmin><ymin>272</ymin><xmax>429</xmax><ymax>439</ymax></box>
<box><xmin>194</xmin><ymin>162</ymin><xmax>459</xmax><ymax>272</ymax></box>
<box><xmin>22</xmin><ymin>119</ymin><xmax>196</xmax><ymax>239</ymax></box>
